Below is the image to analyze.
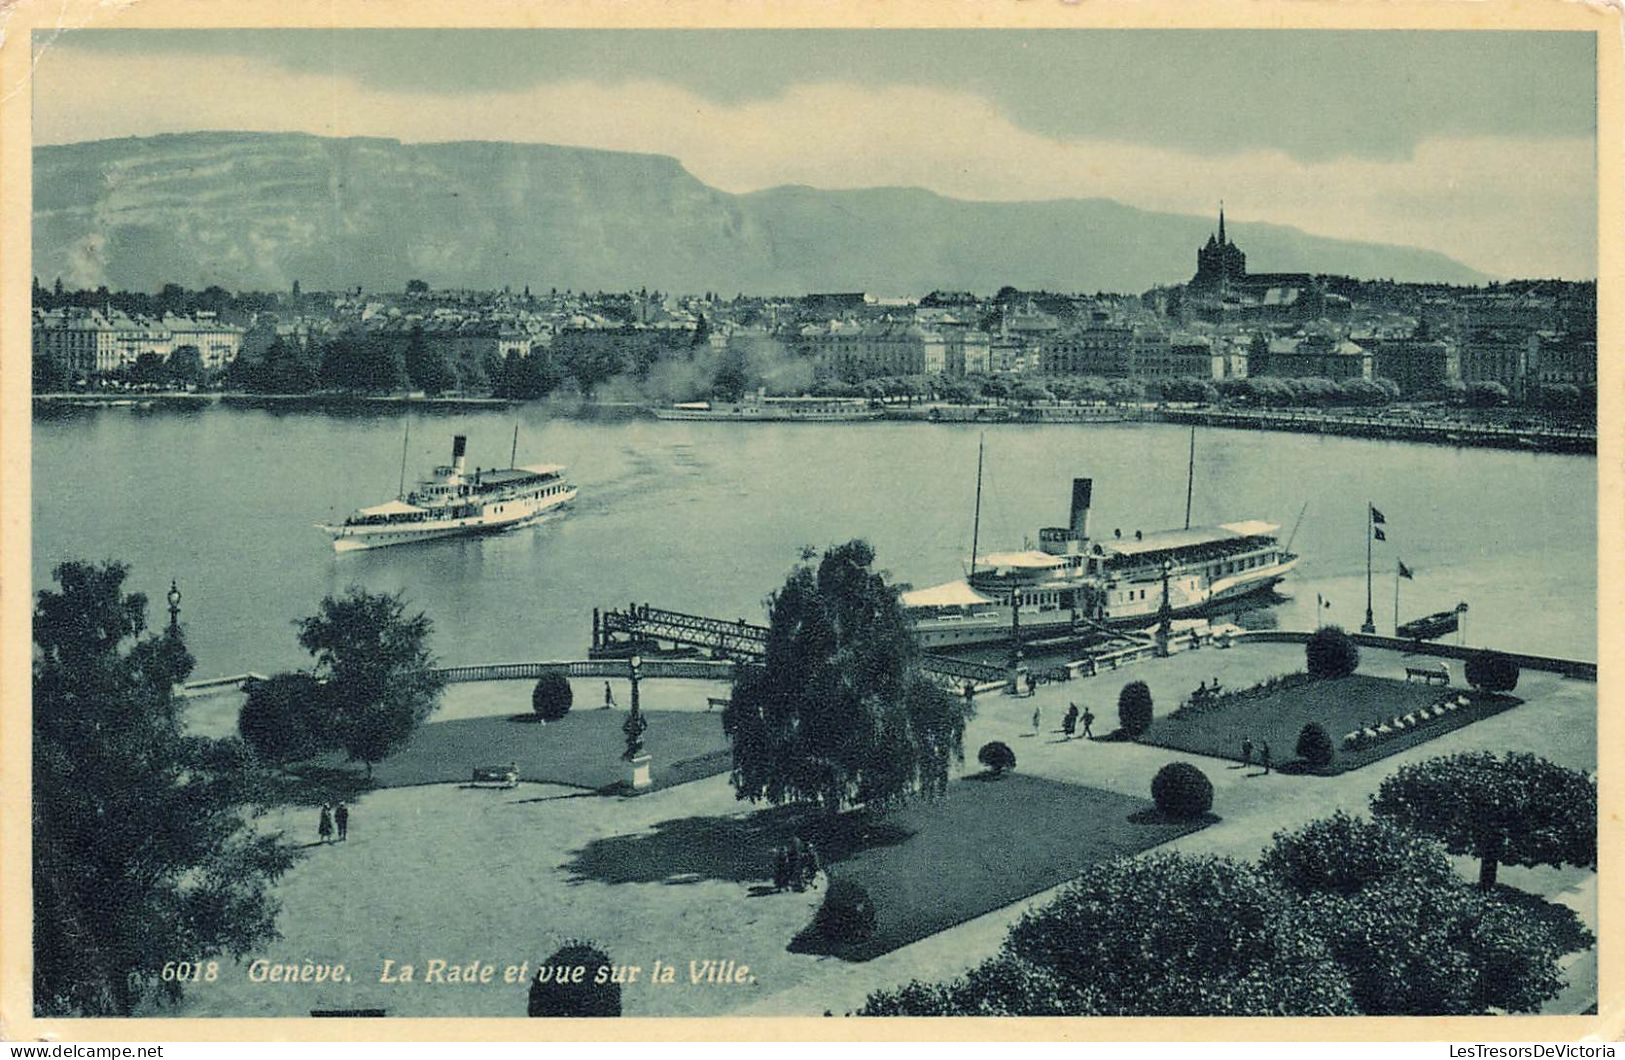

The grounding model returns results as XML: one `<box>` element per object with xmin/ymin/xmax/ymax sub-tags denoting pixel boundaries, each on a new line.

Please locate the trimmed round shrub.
<box><xmin>1117</xmin><ymin>681</ymin><xmax>1154</xmax><ymax>737</ymax></box>
<box><xmin>527</xmin><ymin>940</ymin><xmax>620</xmax><ymax>1017</ymax></box>
<box><xmin>238</xmin><ymin>672</ymin><xmax>329</xmax><ymax>764</ymax></box>
<box><xmin>1464</xmin><ymin>651</ymin><xmax>1520</xmax><ymax>693</ymax></box>
<box><xmin>1306</xmin><ymin>625</ymin><xmax>1360</xmax><ymax>679</ymax></box>
<box><xmin>531</xmin><ymin>671</ymin><xmax>574</xmax><ymax>721</ymax></box>
<box><xmin>813</xmin><ymin>878</ymin><xmax>877</xmax><ymax>944</ymax></box>
<box><xmin>1296</xmin><ymin>722</ymin><xmax>1334</xmax><ymax>768</ymax></box>
<box><xmin>978</xmin><ymin>741</ymin><xmax>1017</xmax><ymax>775</ymax></box>
<box><xmin>1151</xmin><ymin>762</ymin><xmax>1213</xmax><ymax>819</ymax></box>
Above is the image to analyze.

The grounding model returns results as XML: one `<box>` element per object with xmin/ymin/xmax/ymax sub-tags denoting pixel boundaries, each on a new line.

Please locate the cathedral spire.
<box><xmin>1218</xmin><ymin>201</ymin><xmax>1226</xmax><ymax>245</ymax></box>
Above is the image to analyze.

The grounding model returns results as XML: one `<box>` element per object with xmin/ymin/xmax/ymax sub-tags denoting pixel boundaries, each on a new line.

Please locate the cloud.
<box><xmin>32</xmin><ymin>47</ymin><xmax>1596</xmax><ymax>279</ymax></box>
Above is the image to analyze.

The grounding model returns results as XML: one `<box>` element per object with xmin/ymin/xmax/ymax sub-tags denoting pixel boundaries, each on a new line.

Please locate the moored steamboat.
<box><xmin>320</xmin><ymin>434</ymin><xmax>576</xmax><ymax>552</ymax></box>
<box><xmin>902</xmin><ymin>476</ymin><xmax>1298</xmax><ymax>649</ymax></box>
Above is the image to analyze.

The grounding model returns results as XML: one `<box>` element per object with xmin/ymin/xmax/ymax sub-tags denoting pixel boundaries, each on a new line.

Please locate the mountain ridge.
<box><xmin>33</xmin><ymin>131</ymin><xmax>1491</xmax><ymax>294</ymax></box>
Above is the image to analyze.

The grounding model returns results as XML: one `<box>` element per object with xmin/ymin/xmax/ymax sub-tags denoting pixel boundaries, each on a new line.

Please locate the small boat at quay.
<box><xmin>320</xmin><ymin>433</ymin><xmax>576</xmax><ymax>552</ymax></box>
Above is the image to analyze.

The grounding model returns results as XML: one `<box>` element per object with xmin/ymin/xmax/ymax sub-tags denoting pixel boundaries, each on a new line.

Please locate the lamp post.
<box><xmin>1155</xmin><ymin>558</ymin><xmax>1174</xmax><ymax>656</ymax></box>
<box><xmin>1007</xmin><ymin>589</ymin><xmax>1029</xmax><ymax>695</ymax></box>
<box><xmin>622</xmin><ymin>653</ymin><xmax>652</xmax><ymax>790</ymax></box>
<box><xmin>166</xmin><ymin>579</ymin><xmax>182</xmax><ymax>632</ymax></box>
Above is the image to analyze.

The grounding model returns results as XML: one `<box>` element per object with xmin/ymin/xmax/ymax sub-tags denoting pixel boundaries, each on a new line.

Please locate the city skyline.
<box><xmin>31</xmin><ymin>30</ymin><xmax>1598</xmax><ymax>281</ymax></box>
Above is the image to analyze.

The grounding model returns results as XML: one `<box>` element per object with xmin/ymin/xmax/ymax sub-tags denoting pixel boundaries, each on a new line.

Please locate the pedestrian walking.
<box><xmin>772</xmin><ymin>846</ymin><xmax>789</xmax><ymax>891</ymax></box>
<box><xmin>1241</xmin><ymin>737</ymin><xmax>1254</xmax><ymax>769</ymax></box>
<box><xmin>788</xmin><ymin>837</ymin><xmax>806</xmax><ymax>892</ymax></box>
<box><xmin>1062</xmin><ymin>703</ymin><xmax>1078</xmax><ymax>739</ymax></box>
<box><xmin>603</xmin><ymin>681</ymin><xmax>615</xmax><ymax>709</ymax></box>
<box><xmin>1261</xmin><ymin>741</ymin><xmax>1272</xmax><ymax>775</ymax></box>
<box><xmin>317</xmin><ymin>804</ymin><xmax>333</xmax><ymax>844</ymax></box>
<box><xmin>803</xmin><ymin>842</ymin><xmax>823</xmax><ymax>890</ymax></box>
<box><xmin>1026</xmin><ymin>673</ymin><xmax>1038</xmax><ymax>696</ymax></box>
<box><xmin>334</xmin><ymin>803</ymin><xmax>349</xmax><ymax>841</ymax></box>
<box><xmin>1032</xmin><ymin>704</ymin><xmax>1041</xmax><ymax>735</ymax></box>
<box><xmin>1081</xmin><ymin>706</ymin><xmax>1095</xmax><ymax>739</ymax></box>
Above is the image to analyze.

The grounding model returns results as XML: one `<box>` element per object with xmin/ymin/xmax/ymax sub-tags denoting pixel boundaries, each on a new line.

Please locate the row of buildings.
<box><xmin>32</xmin><ymin>208</ymin><xmax>1594</xmax><ymax>397</ymax></box>
<box><xmin>33</xmin><ymin>308</ymin><xmax>245</xmax><ymax>375</ymax></box>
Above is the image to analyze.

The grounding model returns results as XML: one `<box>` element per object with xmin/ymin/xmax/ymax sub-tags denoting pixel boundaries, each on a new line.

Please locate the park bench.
<box><xmin>1405</xmin><ymin>664</ymin><xmax>1450</xmax><ymax>685</ymax></box>
<box><xmin>470</xmin><ymin>763</ymin><xmax>518</xmax><ymax>789</ymax></box>
<box><xmin>707</xmin><ymin>696</ymin><xmax>730</xmax><ymax>712</ymax></box>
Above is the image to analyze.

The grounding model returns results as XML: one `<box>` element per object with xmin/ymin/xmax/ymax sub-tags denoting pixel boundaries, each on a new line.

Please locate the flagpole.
<box><xmin>1393</xmin><ymin>562</ymin><xmax>1400</xmax><ymax>634</ymax></box>
<box><xmin>1362</xmin><ymin>502</ymin><xmax>1376</xmax><ymax>633</ymax></box>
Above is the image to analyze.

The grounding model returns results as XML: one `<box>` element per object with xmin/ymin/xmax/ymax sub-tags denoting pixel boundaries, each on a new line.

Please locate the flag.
<box><xmin>1373</xmin><ymin>526</ymin><xmax>1386</xmax><ymax>541</ymax></box>
<box><xmin>1398</xmin><ymin>560</ymin><xmax>1414</xmax><ymax>579</ymax></box>
<box><xmin>1370</xmin><ymin>506</ymin><xmax>1386</xmax><ymax>524</ymax></box>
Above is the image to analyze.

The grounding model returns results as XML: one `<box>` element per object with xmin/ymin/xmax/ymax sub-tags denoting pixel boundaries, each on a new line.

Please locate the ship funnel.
<box><xmin>451</xmin><ymin>435</ymin><xmax>468</xmax><ymax>477</ymax></box>
<box><xmin>1070</xmin><ymin>478</ymin><xmax>1092</xmax><ymax>539</ymax></box>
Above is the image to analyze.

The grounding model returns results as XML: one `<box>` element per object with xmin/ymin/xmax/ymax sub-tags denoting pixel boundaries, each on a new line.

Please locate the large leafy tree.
<box><xmin>296</xmin><ymin>587</ymin><xmax>445</xmax><ymax>776</ymax></box>
<box><xmin>865</xmin><ymin>853</ymin><xmax>1357</xmax><ymax>1016</ymax></box>
<box><xmin>33</xmin><ymin>561</ymin><xmax>293</xmax><ymax>1015</ymax></box>
<box><xmin>1262</xmin><ymin>813</ymin><xmax>1580</xmax><ymax>1014</ymax></box>
<box><xmin>1370</xmin><ymin>752</ymin><xmax>1596</xmax><ymax>890</ymax></box>
<box><xmin>723</xmin><ymin>541</ymin><xmax>969</xmax><ymax>814</ymax></box>
<box><xmin>237</xmin><ymin>672</ymin><xmax>330</xmax><ymax>766</ymax></box>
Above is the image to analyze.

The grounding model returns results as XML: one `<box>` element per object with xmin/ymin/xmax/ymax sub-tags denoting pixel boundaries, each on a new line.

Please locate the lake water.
<box><xmin>31</xmin><ymin>406</ymin><xmax>1598</xmax><ymax>678</ymax></box>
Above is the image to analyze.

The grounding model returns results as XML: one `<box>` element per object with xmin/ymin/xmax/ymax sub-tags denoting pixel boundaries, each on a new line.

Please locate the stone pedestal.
<box><xmin>628</xmin><ymin>754</ymin><xmax>653</xmax><ymax>791</ymax></box>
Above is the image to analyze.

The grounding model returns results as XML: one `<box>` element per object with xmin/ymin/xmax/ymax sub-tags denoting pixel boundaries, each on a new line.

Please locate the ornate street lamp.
<box><xmin>622</xmin><ymin>654</ymin><xmax>652</xmax><ymax>790</ymax></box>
<box><xmin>166</xmin><ymin>579</ymin><xmax>182</xmax><ymax>632</ymax></box>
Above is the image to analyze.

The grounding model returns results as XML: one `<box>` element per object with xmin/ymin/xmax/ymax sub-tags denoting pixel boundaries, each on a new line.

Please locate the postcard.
<box><xmin>2</xmin><ymin>0</ymin><xmax>1618</xmax><ymax>1043</ymax></box>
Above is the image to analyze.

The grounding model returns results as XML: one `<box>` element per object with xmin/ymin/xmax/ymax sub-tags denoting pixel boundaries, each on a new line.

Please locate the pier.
<box><xmin>591</xmin><ymin>603</ymin><xmax>1039</xmax><ymax>690</ymax></box>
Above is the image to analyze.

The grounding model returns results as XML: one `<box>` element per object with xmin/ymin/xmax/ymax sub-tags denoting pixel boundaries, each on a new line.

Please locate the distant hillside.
<box><xmin>33</xmin><ymin>132</ymin><xmax>1489</xmax><ymax>294</ymax></box>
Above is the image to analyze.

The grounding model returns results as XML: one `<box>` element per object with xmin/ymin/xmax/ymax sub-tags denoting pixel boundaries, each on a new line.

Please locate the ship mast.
<box><xmin>1183</xmin><ymin>424</ymin><xmax>1196</xmax><ymax>530</ymax></box>
<box><xmin>968</xmin><ymin>433</ymin><xmax>985</xmax><ymax>579</ymax></box>
<box><xmin>510</xmin><ymin>424</ymin><xmax>520</xmax><ymax>469</ymax></box>
<box><xmin>397</xmin><ymin>422</ymin><xmax>411</xmax><ymax>500</ymax></box>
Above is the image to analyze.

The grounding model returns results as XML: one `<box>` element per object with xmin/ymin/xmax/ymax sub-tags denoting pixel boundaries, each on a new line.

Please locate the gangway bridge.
<box><xmin>592</xmin><ymin>603</ymin><xmax>1020</xmax><ymax>689</ymax></box>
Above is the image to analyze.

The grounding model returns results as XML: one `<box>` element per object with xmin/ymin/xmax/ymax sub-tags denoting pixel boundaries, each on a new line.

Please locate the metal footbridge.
<box><xmin>592</xmin><ymin>603</ymin><xmax>1012</xmax><ymax>688</ymax></box>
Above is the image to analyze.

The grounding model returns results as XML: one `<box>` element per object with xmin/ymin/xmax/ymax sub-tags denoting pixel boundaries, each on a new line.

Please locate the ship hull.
<box><xmin>912</xmin><ymin>560</ymin><xmax>1295</xmax><ymax>650</ymax></box>
<box><xmin>324</xmin><ymin>488</ymin><xmax>577</xmax><ymax>552</ymax></box>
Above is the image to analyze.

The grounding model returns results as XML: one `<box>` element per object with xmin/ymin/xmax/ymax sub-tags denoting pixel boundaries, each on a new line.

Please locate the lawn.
<box><xmin>302</xmin><ymin>708</ymin><xmax>732</xmax><ymax>792</ymax></box>
<box><xmin>564</xmin><ymin>773</ymin><xmax>1211</xmax><ymax>962</ymax></box>
<box><xmin>1137</xmin><ymin>673</ymin><xmax>1522</xmax><ymax>774</ymax></box>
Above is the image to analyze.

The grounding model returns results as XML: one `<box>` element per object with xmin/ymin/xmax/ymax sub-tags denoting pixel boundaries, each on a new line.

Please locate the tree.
<box><xmin>1464</xmin><ymin>650</ymin><xmax>1520</xmax><ymax>692</ymax></box>
<box><xmin>33</xmin><ymin>561</ymin><xmax>293</xmax><ymax>1015</ymax></box>
<box><xmin>1305</xmin><ymin>625</ymin><xmax>1359</xmax><ymax>678</ymax></box>
<box><xmin>994</xmin><ymin>854</ymin><xmax>1357</xmax><ymax>1015</ymax></box>
<box><xmin>978</xmin><ymin>741</ymin><xmax>1016</xmax><ymax>776</ymax></box>
<box><xmin>1296</xmin><ymin>722</ymin><xmax>1334</xmax><ymax>768</ymax></box>
<box><xmin>33</xmin><ymin>354</ymin><xmax>71</xmax><ymax>392</ymax></box>
<box><xmin>527</xmin><ymin>941</ymin><xmax>620</xmax><ymax>1016</ymax></box>
<box><xmin>711</xmin><ymin>345</ymin><xmax>751</xmax><ymax>401</ymax></box>
<box><xmin>1117</xmin><ymin>680</ymin><xmax>1153</xmax><ymax>737</ymax></box>
<box><xmin>295</xmin><ymin>587</ymin><xmax>446</xmax><ymax>777</ymax></box>
<box><xmin>129</xmin><ymin>351</ymin><xmax>168</xmax><ymax>387</ymax></box>
<box><xmin>1370</xmin><ymin>752</ymin><xmax>1596</xmax><ymax>890</ymax></box>
<box><xmin>1260</xmin><ymin>811</ymin><xmax>1456</xmax><ymax>898</ymax></box>
<box><xmin>861</xmin><ymin>955</ymin><xmax>1081</xmax><ymax>1016</ymax></box>
<box><xmin>403</xmin><ymin>326</ymin><xmax>455</xmax><ymax>395</ymax></box>
<box><xmin>531</xmin><ymin>672</ymin><xmax>573</xmax><ymax>721</ymax></box>
<box><xmin>237</xmin><ymin>672</ymin><xmax>329</xmax><ymax>765</ymax></box>
<box><xmin>1151</xmin><ymin>762</ymin><xmax>1212</xmax><ymax>818</ymax></box>
<box><xmin>1261</xmin><ymin>813</ymin><xmax>1579</xmax><ymax>1014</ymax></box>
<box><xmin>167</xmin><ymin>345</ymin><xmax>205</xmax><ymax>387</ymax></box>
<box><xmin>722</xmin><ymin>541</ymin><xmax>970</xmax><ymax>814</ymax></box>
<box><xmin>405</xmin><ymin>279</ymin><xmax>430</xmax><ymax>295</ymax></box>
<box><xmin>495</xmin><ymin>350</ymin><xmax>561</xmax><ymax>401</ymax></box>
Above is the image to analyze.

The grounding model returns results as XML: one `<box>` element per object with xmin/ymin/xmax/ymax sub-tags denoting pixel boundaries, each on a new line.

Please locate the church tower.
<box><xmin>1191</xmin><ymin>202</ymin><xmax>1247</xmax><ymax>293</ymax></box>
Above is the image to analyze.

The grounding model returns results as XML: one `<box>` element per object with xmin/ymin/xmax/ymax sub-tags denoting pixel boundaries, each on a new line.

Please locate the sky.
<box><xmin>30</xmin><ymin>30</ymin><xmax>1599</xmax><ymax>279</ymax></box>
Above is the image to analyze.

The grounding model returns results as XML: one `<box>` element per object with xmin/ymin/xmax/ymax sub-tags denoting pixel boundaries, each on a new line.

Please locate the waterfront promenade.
<box><xmin>171</xmin><ymin>639</ymin><xmax>1596</xmax><ymax>1018</ymax></box>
